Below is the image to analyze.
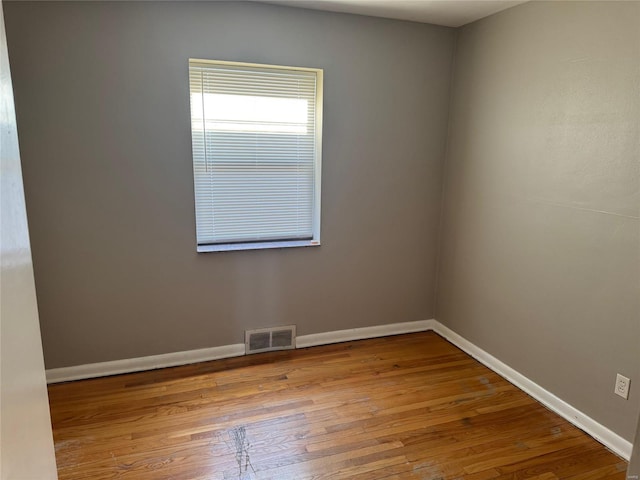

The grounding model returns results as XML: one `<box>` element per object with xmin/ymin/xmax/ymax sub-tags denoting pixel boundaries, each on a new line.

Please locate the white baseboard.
<box><xmin>295</xmin><ymin>319</ymin><xmax>435</xmax><ymax>348</ymax></box>
<box><xmin>46</xmin><ymin>343</ymin><xmax>246</xmax><ymax>384</ymax></box>
<box><xmin>431</xmin><ymin>321</ymin><xmax>633</xmax><ymax>461</ymax></box>
<box><xmin>45</xmin><ymin>319</ymin><xmax>434</xmax><ymax>384</ymax></box>
<box><xmin>45</xmin><ymin>318</ymin><xmax>633</xmax><ymax>461</ymax></box>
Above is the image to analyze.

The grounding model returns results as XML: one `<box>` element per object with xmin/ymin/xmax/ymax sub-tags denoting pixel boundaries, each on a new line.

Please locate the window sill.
<box><xmin>197</xmin><ymin>239</ymin><xmax>320</xmax><ymax>253</ymax></box>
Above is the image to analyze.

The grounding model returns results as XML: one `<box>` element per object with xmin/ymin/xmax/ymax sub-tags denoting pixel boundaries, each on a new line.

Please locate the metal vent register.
<box><xmin>245</xmin><ymin>325</ymin><xmax>296</xmax><ymax>354</ymax></box>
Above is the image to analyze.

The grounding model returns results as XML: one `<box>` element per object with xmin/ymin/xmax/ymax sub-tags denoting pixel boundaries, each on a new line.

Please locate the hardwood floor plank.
<box><xmin>48</xmin><ymin>332</ymin><xmax>626</xmax><ymax>479</ymax></box>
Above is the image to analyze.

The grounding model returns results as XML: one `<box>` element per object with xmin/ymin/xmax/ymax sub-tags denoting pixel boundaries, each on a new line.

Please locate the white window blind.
<box><xmin>188</xmin><ymin>59</ymin><xmax>322</xmax><ymax>251</ymax></box>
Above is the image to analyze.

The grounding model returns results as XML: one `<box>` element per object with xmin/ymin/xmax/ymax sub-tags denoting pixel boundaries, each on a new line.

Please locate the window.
<box><xmin>188</xmin><ymin>59</ymin><xmax>323</xmax><ymax>252</ymax></box>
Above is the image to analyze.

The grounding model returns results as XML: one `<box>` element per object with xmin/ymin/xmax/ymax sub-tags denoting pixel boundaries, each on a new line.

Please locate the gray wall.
<box><xmin>0</xmin><ymin>1</ymin><xmax>57</xmax><ymax>477</ymax></box>
<box><xmin>4</xmin><ymin>1</ymin><xmax>455</xmax><ymax>368</ymax></box>
<box><xmin>437</xmin><ymin>1</ymin><xmax>640</xmax><ymax>441</ymax></box>
<box><xmin>630</xmin><ymin>415</ymin><xmax>640</xmax><ymax>477</ymax></box>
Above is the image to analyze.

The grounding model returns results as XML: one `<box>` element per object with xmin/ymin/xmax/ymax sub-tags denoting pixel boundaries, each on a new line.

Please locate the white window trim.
<box><xmin>189</xmin><ymin>59</ymin><xmax>323</xmax><ymax>253</ymax></box>
<box><xmin>197</xmin><ymin>239</ymin><xmax>320</xmax><ymax>253</ymax></box>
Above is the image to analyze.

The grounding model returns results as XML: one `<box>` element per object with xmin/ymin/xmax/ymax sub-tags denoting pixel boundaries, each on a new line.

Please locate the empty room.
<box><xmin>1</xmin><ymin>0</ymin><xmax>638</xmax><ymax>479</ymax></box>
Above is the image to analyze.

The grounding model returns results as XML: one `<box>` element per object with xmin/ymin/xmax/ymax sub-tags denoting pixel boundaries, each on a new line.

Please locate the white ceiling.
<box><xmin>262</xmin><ymin>0</ymin><xmax>528</xmax><ymax>27</ymax></box>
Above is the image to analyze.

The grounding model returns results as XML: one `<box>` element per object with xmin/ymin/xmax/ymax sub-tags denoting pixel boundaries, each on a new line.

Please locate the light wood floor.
<box><xmin>48</xmin><ymin>332</ymin><xmax>627</xmax><ymax>480</ymax></box>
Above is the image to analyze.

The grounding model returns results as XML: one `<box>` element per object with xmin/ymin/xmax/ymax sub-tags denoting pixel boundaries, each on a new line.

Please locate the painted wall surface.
<box><xmin>4</xmin><ymin>1</ymin><xmax>455</xmax><ymax>368</ymax></box>
<box><xmin>437</xmin><ymin>1</ymin><xmax>640</xmax><ymax>441</ymax></box>
<box><xmin>0</xmin><ymin>1</ymin><xmax>58</xmax><ymax>478</ymax></box>
<box><xmin>630</xmin><ymin>415</ymin><xmax>640</xmax><ymax>478</ymax></box>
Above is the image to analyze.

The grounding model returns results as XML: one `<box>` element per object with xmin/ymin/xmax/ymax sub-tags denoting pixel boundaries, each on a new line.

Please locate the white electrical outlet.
<box><xmin>614</xmin><ymin>373</ymin><xmax>630</xmax><ymax>399</ymax></box>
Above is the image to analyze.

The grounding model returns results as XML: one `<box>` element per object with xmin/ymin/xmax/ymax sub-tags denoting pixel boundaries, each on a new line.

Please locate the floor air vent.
<box><xmin>245</xmin><ymin>325</ymin><xmax>296</xmax><ymax>354</ymax></box>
